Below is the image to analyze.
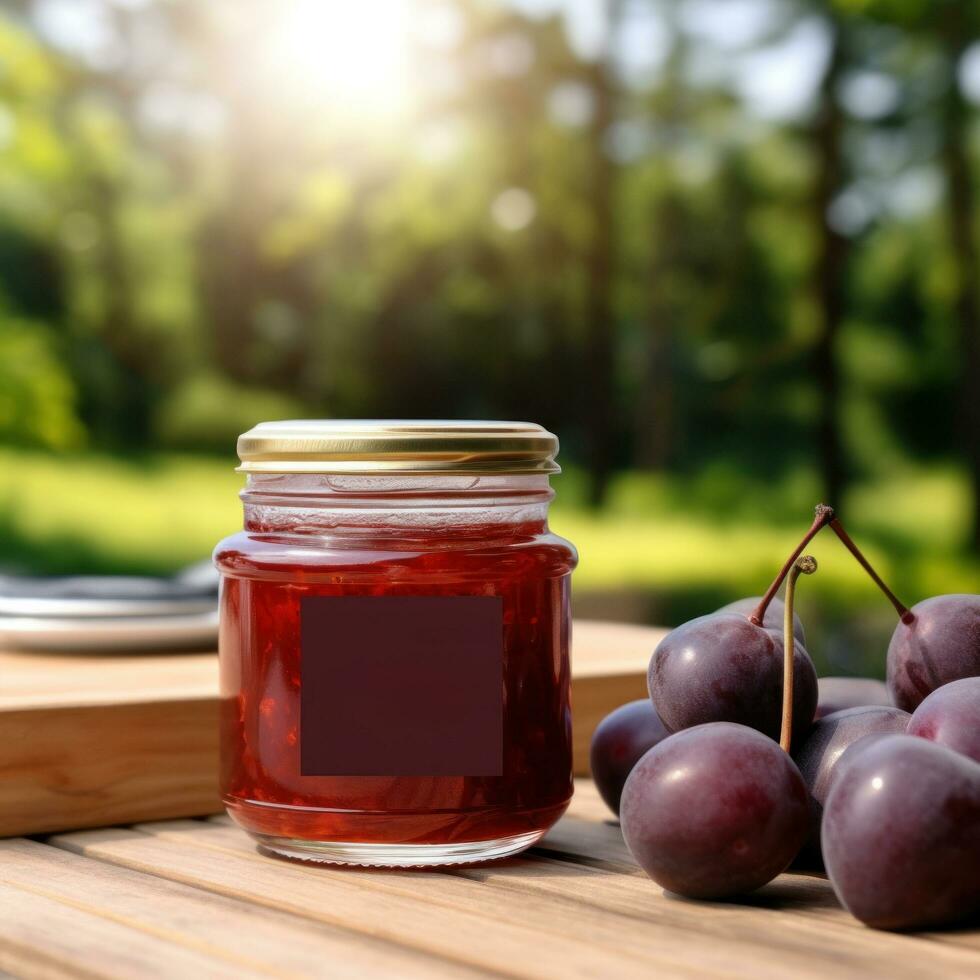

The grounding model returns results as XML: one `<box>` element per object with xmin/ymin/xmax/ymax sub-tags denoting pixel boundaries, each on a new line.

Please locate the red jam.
<box><xmin>216</xmin><ymin>422</ymin><xmax>576</xmax><ymax>866</ymax></box>
<box><xmin>216</xmin><ymin>518</ymin><xmax>575</xmax><ymax>849</ymax></box>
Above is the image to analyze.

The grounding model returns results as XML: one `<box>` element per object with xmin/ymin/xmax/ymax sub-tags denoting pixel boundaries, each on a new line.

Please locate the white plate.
<box><xmin>0</xmin><ymin>595</ymin><xmax>218</xmax><ymax>618</ymax></box>
<box><xmin>0</xmin><ymin>610</ymin><xmax>219</xmax><ymax>652</ymax></box>
<box><xmin>0</xmin><ymin>568</ymin><xmax>219</xmax><ymax>619</ymax></box>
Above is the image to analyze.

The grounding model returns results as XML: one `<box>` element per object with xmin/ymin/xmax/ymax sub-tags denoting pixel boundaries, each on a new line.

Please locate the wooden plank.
<box><xmin>453</xmin><ymin>856</ymin><xmax>980</xmax><ymax>978</ymax></box>
<box><xmin>0</xmin><ymin>651</ymin><xmax>216</xmax><ymax>709</ymax></box>
<box><xmin>0</xmin><ymin>621</ymin><xmax>654</xmax><ymax>711</ymax></box>
<box><xmin>53</xmin><ymin>821</ymin><xmax>788</xmax><ymax>979</ymax></box>
<box><xmin>542</xmin><ymin>783</ymin><xmax>980</xmax><ymax>956</ymax></box>
<box><xmin>0</xmin><ymin>867</ymin><xmax>254</xmax><ymax>979</ymax></box>
<box><xmin>572</xmin><ymin>620</ymin><xmax>663</xmax><ymax>680</ymax></box>
<box><xmin>0</xmin><ymin>699</ymin><xmax>219</xmax><ymax>838</ymax></box>
<box><xmin>209</xmin><ymin>813</ymin><xmax>980</xmax><ymax>976</ymax></box>
<box><xmin>0</xmin><ymin>838</ymin><xmax>479</xmax><ymax>979</ymax></box>
<box><xmin>213</xmin><ymin>807</ymin><xmax>980</xmax><ymax>969</ymax></box>
<box><xmin>0</xmin><ymin>648</ymin><xmax>219</xmax><ymax>838</ymax></box>
<box><xmin>560</xmin><ymin>783</ymin><xmax>980</xmax><ymax>930</ymax></box>
<box><xmin>538</xmin><ymin>777</ymin><xmax>645</xmax><ymax>870</ymax></box>
<box><xmin>567</xmin><ymin>779</ymin><xmax>980</xmax><ymax>943</ymax></box>
<box><xmin>0</xmin><ymin>620</ymin><xmax>656</xmax><ymax>836</ymax></box>
<box><xmin>572</xmin><ymin>621</ymin><xmax>661</xmax><ymax>774</ymax></box>
<box><xmin>53</xmin><ymin>810</ymin><xmax>980</xmax><ymax>979</ymax></box>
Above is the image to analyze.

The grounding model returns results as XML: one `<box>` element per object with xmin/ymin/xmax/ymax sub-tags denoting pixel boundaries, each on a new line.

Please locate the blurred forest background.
<box><xmin>1</xmin><ymin>0</ymin><xmax>979</xmax><ymax>670</ymax></box>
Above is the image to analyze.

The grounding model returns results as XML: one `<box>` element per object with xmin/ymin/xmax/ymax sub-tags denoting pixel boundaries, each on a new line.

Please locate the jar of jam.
<box><xmin>215</xmin><ymin>420</ymin><xmax>577</xmax><ymax>866</ymax></box>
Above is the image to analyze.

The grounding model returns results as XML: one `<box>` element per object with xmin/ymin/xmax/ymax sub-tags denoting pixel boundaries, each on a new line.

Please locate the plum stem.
<box><xmin>750</xmin><ymin>504</ymin><xmax>834</xmax><ymax>627</ymax></box>
<box><xmin>827</xmin><ymin>517</ymin><xmax>914</xmax><ymax>624</ymax></box>
<box><xmin>781</xmin><ymin>555</ymin><xmax>817</xmax><ymax>753</ymax></box>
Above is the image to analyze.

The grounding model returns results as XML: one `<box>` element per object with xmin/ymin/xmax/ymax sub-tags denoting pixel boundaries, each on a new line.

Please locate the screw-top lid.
<box><xmin>236</xmin><ymin>420</ymin><xmax>561</xmax><ymax>475</ymax></box>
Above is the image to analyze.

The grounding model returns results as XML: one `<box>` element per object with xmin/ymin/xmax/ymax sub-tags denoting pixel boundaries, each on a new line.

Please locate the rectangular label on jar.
<box><xmin>300</xmin><ymin>595</ymin><xmax>504</xmax><ymax>776</ymax></box>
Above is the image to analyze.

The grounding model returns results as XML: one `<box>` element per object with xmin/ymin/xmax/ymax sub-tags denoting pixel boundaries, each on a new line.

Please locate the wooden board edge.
<box><xmin>0</xmin><ymin>698</ymin><xmax>221</xmax><ymax>838</ymax></box>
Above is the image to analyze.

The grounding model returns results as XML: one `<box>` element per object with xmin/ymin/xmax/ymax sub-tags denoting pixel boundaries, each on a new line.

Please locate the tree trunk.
<box><xmin>89</xmin><ymin>175</ymin><xmax>154</xmax><ymax>445</ymax></box>
<box><xmin>811</xmin><ymin>22</ymin><xmax>848</xmax><ymax>510</ymax></box>
<box><xmin>939</xmin><ymin>21</ymin><xmax>980</xmax><ymax>553</ymax></box>
<box><xmin>583</xmin><ymin>2</ymin><xmax>621</xmax><ymax>507</ymax></box>
<box><xmin>634</xmin><ymin>324</ymin><xmax>673</xmax><ymax>469</ymax></box>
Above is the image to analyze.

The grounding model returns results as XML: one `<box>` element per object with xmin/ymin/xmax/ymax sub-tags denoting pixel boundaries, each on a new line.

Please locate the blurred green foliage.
<box><xmin>0</xmin><ymin>312</ymin><xmax>85</xmax><ymax>448</ymax></box>
<box><xmin>1</xmin><ymin>0</ymin><xmax>979</xmax><ymax>634</ymax></box>
<box><xmin>0</xmin><ymin>445</ymin><xmax>975</xmax><ymax>674</ymax></box>
<box><xmin>4</xmin><ymin>445</ymin><xmax>975</xmax><ymax>600</ymax></box>
<box><xmin>154</xmin><ymin>374</ymin><xmax>304</xmax><ymax>452</ymax></box>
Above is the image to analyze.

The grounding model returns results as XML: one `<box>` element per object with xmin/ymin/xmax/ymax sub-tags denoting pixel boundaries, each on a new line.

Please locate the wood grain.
<box><xmin>55</xmin><ymin>825</ymin><xmax>676</xmax><ymax>978</ymax></box>
<box><xmin>0</xmin><ymin>620</ymin><xmax>656</xmax><ymax>837</ymax></box>
<box><xmin>0</xmin><ymin>651</ymin><xmax>216</xmax><ymax>710</ymax></box>
<box><xmin>31</xmin><ymin>779</ymin><xmax>977</xmax><ymax>979</ymax></box>
<box><xmin>545</xmin><ymin>786</ymin><xmax>980</xmax><ymax>952</ymax></box>
<box><xmin>0</xmin><ymin>872</ymin><xmax>251</xmax><ymax>980</ymax></box>
<box><xmin>0</xmin><ymin>839</ymin><xmax>478</xmax><ymax>979</ymax></box>
<box><xmin>0</xmin><ymin>699</ymin><xmax>219</xmax><ymax>838</ymax></box>
<box><xmin>571</xmin><ymin>621</ymin><xmax>660</xmax><ymax>774</ymax></box>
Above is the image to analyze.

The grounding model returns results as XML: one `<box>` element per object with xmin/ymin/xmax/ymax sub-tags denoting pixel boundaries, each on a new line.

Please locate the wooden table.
<box><xmin>0</xmin><ymin>779</ymin><xmax>976</xmax><ymax>978</ymax></box>
<box><xmin>0</xmin><ymin>621</ymin><xmax>661</xmax><ymax>838</ymax></box>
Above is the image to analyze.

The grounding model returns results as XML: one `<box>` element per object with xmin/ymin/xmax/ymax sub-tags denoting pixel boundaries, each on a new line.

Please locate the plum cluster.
<box><xmin>590</xmin><ymin>506</ymin><xmax>980</xmax><ymax>932</ymax></box>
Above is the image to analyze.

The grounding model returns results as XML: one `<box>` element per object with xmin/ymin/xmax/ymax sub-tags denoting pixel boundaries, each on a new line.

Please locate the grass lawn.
<box><xmin>1</xmin><ymin>446</ymin><xmax>977</xmax><ymax>675</ymax></box>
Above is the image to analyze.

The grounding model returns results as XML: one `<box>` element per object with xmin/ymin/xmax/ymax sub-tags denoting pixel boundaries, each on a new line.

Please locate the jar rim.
<box><xmin>236</xmin><ymin>419</ymin><xmax>561</xmax><ymax>475</ymax></box>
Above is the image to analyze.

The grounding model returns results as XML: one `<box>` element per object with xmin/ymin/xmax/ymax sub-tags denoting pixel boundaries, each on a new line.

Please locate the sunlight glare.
<box><xmin>274</xmin><ymin>0</ymin><xmax>415</xmax><ymax>116</ymax></box>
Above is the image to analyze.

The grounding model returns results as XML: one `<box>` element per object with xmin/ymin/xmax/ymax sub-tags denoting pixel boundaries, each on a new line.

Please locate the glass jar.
<box><xmin>214</xmin><ymin>420</ymin><xmax>577</xmax><ymax>867</ymax></box>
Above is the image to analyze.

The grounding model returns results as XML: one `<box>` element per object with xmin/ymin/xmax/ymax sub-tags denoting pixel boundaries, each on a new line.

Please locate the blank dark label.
<box><xmin>300</xmin><ymin>595</ymin><xmax>504</xmax><ymax>776</ymax></box>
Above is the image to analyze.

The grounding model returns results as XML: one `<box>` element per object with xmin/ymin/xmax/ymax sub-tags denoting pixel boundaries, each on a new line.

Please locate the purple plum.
<box><xmin>907</xmin><ymin>676</ymin><xmax>980</xmax><ymax>764</ymax></box>
<box><xmin>649</xmin><ymin>612</ymin><xmax>817</xmax><ymax>743</ymax></box>
<box><xmin>887</xmin><ymin>594</ymin><xmax>980</xmax><ymax>711</ymax></box>
<box><xmin>815</xmin><ymin>676</ymin><xmax>891</xmax><ymax>719</ymax></box>
<box><xmin>621</xmin><ymin>723</ymin><xmax>809</xmax><ymax>899</ymax></box>
<box><xmin>718</xmin><ymin>596</ymin><xmax>805</xmax><ymax>644</ymax></box>
<box><xmin>590</xmin><ymin>699</ymin><xmax>670</xmax><ymax>815</ymax></box>
<box><xmin>793</xmin><ymin>705</ymin><xmax>910</xmax><ymax>866</ymax></box>
<box><xmin>822</xmin><ymin>734</ymin><xmax>980</xmax><ymax>931</ymax></box>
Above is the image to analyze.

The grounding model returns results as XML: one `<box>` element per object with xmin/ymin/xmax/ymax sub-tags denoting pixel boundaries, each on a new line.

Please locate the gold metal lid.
<box><xmin>236</xmin><ymin>420</ymin><xmax>560</xmax><ymax>475</ymax></box>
